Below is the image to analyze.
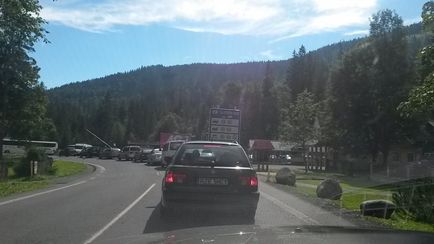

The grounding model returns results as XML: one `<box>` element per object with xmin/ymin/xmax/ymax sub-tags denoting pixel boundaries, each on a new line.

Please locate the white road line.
<box><xmin>156</xmin><ymin>171</ymin><xmax>161</xmax><ymax>176</ymax></box>
<box><xmin>83</xmin><ymin>183</ymin><xmax>156</xmax><ymax>244</ymax></box>
<box><xmin>0</xmin><ymin>180</ymin><xmax>87</xmax><ymax>207</ymax></box>
<box><xmin>260</xmin><ymin>191</ymin><xmax>320</xmax><ymax>225</ymax></box>
<box><xmin>87</xmin><ymin>163</ymin><xmax>106</xmax><ymax>174</ymax></box>
<box><xmin>0</xmin><ymin>162</ymin><xmax>105</xmax><ymax>207</ymax></box>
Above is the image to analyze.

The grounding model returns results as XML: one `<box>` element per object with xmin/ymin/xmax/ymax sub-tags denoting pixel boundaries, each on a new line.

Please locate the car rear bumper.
<box><xmin>162</xmin><ymin>191</ymin><xmax>259</xmax><ymax>211</ymax></box>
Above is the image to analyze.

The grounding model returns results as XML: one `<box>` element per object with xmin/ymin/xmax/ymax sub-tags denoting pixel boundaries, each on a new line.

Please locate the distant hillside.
<box><xmin>47</xmin><ymin>23</ymin><xmax>426</xmax><ymax>147</ymax></box>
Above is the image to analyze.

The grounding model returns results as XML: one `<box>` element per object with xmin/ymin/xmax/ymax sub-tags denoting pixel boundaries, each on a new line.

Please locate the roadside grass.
<box><xmin>262</xmin><ymin>170</ymin><xmax>434</xmax><ymax>233</ymax></box>
<box><xmin>0</xmin><ymin>160</ymin><xmax>87</xmax><ymax>198</ymax></box>
<box><xmin>295</xmin><ymin>178</ymin><xmax>392</xmax><ymax>210</ymax></box>
<box><xmin>365</xmin><ymin>215</ymin><xmax>434</xmax><ymax>233</ymax></box>
<box><xmin>0</xmin><ymin>179</ymin><xmax>49</xmax><ymax>198</ymax></box>
<box><xmin>295</xmin><ymin>183</ymin><xmax>317</xmax><ymax>196</ymax></box>
<box><xmin>287</xmin><ymin>178</ymin><xmax>434</xmax><ymax>233</ymax></box>
<box><xmin>51</xmin><ymin>160</ymin><xmax>87</xmax><ymax>177</ymax></box>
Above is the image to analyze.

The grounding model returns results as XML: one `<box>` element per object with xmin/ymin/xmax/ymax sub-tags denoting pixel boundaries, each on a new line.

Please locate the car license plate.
<box><xmin>197</xmin><ymin>177</ymin><xmax>228</xmax><ymax>186</ymax></box>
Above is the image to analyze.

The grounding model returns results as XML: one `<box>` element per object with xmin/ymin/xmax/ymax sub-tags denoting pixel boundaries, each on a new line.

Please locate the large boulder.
<box><xmin>316</xmin><ymin>178</ymin><xmax>342</xmax><ymax>200</ymax></box>
<box><xmin>360</xmin><ymin>200</ymin><xmax>396</xmax><ymax>219</ymax></box>
<box><xmin>275</xmin><ymin>167</ymin><xmax>296</xmax><ymax>186</ymax></box>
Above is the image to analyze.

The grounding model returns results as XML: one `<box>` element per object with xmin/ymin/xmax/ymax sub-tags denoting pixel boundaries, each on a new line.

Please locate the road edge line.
<box><xmin>0</xmin><ymin>162</ymin><xmax>105</xmax><ymax>207</ymax></box>
<box><xmin>83</xmin><ymin>183</ymin><xmax>156</xmax><ymax>244</ymax></box>
<box><xmin>260</xmin><ymin>190</ymin><xmax>320</xmax><ymax>225</ymax></box>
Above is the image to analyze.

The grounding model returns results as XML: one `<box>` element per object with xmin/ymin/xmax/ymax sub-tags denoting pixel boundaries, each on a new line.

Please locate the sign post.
<box><xmin>209</xmin><ymin>108</ymin><xmax>241</xmax><ymax>142</ymax></box>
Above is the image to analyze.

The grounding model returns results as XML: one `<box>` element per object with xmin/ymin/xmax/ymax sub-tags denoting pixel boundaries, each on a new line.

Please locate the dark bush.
<box><xmin>13</xmin><ymin>148</ymin><xmax>53</xmax><ymax>178</ymax></box>
<box><xmin>13</xmin><ymin>157</ymin><xmax>31</xmax><ymax>178</ymax></box>
<box><xmin>392</xmin><ymin>177</ymin><xmax>434</xmax><ymax>224</ymax></box>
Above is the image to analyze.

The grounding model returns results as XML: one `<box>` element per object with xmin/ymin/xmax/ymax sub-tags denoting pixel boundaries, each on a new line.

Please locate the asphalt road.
<box><xmin>0</xmin><ymin>157</ymin><xmax>356</xmax><ymax>244</ymax></box>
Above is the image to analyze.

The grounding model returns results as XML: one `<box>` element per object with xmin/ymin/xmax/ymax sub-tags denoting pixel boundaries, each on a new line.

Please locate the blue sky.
<box><xmin>35</xmin><ymin>0</ymin><xmax>426</xmax><ymax>88</ymax></box>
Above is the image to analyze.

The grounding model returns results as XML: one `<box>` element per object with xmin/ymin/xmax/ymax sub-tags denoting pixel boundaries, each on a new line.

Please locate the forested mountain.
<box><xmin>47</xmin><ymin>22</ymin><xmax>427</xmax><ymax>148</ymax></box>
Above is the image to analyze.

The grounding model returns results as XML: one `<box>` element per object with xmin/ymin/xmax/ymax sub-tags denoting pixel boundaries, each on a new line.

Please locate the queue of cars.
<box><xmin>60</xmin><ymin>143</ymin><xmax>166</xmax><ymax>165</ymax></box>
<box><xmin>118</xmin><ymin>145</ymin><xmax>142</xmax><ymax>161</ymax></box>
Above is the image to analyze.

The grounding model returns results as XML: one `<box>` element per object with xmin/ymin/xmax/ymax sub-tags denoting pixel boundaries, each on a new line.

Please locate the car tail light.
<box><xmin>240</xmin><ymin>176</ymin><xmax>258</xmax><ymax>187</ymax></box>
<box><xmin>250</xmin><ymin>176</ymin><xmax>258</xmax><ymax>187</ymax></box>
<box><xmin>165</xmin><ymin>171</ymin><xmax>186</xmax><ymax>184</ymax></box>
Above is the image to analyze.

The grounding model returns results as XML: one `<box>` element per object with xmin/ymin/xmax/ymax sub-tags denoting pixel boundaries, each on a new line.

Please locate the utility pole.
<box><xmin>86</xmin><ymin>129</ymin><xmax>112</xmax><ymax>148</ymax></box>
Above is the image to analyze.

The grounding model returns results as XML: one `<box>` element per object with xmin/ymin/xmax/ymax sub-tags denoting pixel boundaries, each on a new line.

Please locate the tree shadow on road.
<box><xmin>143</xmin><ymin>203</ymin><xmax>254</xmax><ymax>234</ymax></box>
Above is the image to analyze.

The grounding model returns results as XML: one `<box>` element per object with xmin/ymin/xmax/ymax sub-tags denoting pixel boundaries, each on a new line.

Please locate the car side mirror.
<box><xmin>164</xmin><ymin>156</ymin><xmax>173</xmax><ymax>163</ymax></box>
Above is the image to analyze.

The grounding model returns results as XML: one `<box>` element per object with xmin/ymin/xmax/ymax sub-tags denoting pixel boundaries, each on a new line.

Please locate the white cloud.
<box><xmin>41</xmin><ymin>0</ymin><xmax>377</xmax><ymax>39</ymax></box>
<box><xmin>343</xmin><ymin>29</ymin><xmax>369</xmax><ymax>36</ymax></box>
<box><xmin>260</xmin><ymin>50</ymin><xmax>282</xmax><ymax>60</ymax></box>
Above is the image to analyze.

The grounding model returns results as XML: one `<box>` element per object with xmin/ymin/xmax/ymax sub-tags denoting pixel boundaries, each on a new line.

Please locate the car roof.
<box><xmin>183</xmin><ymin>140</ymin><xmax>239</xmax><ymax>146</ymax></box>
<box><xmin>168</xmin><ymin>140</ymin><xmax>185</xmax><ymax>143</ymax></box>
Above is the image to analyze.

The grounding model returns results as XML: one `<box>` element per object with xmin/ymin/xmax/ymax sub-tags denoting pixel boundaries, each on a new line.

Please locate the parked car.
<box><xmin>59</xmin><ymin>146</ymin><xmax>76</xmax><ymax>156</ymax></box>
<box><xmin>147</xmin><ymin>148</ymin><xmax>163</xmax><ymax>166</ymax></box>
<box><xmin>118</xmin><ymin>145</ymin><xmax>142</xmax><ymax>161</ymax></box>
<box><xmin>79</xmin><ymin>146</ymin><xmax>101</xmax><ymax>158</ymax></box>
<box><xmin>67</xmin><ymin>143</ymin><xmax>92</xmax><ymax>155</ymax></box>
<box><xmin>99</xmin><ymin>147</ymin><xmax>121</xmax><ymax>159</ymax></box>
<box><xmin>161</xmin><ymin>140</ymin><xmax>184</xmax><ymax>168</ymax></box>
<box><xmin>133</xmin><ymin>148</ymin><xmax>153</xmax><ymax>163</ymax></box>
<box><xmin>160</xmin><ymin>141</ymin><xmax>259</xmax><ymax>221</ymax></box>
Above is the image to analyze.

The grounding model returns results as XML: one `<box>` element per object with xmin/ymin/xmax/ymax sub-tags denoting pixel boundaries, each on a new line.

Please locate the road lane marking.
<box><xmin>0</xmin><ymin>162</ymin><xmax>105</xmax><ymax>207</ymax></box>
<box><xmin>260</xmin><ymin>191</ymin><xmax>320</xmax><ymax>225</ymax></box>
<box><xmin>156</xmin><ymin>171</ymin><xmax>160</xmax><ymax>176</ymax></box>
<box><xmin>0</xmin><ymin>180</ymin><xmax>87</xmax><ymax>207</ymax></box>
<box><xmin>83</xmin><ymin>183</ymin><xmax>156</xmax><ymax>244</ymax></box>
<box><xmin>87</xmin><ymin>163</ymin><xmax>106</xmax><ymax>174</ymax></box>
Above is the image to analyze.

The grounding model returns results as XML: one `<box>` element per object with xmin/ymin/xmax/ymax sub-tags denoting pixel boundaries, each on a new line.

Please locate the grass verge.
<box><xmin>263</xmin><ymin>173</ymin><xmax>434</xmax><ymax>233</ymax></box>
<box><xmin>365</xmin><ymin>215</ymin><xmax>434</xmax><ymax>233</ymax></box>
<box><xmin>0</xmin><ymin>179</ymin><xmax>49</xmax><ymax>198</ymax></box>
<box><xmin>297</xmin><ymin>180</ymin><xmax>434</xmax><ymax>233</ymax></box>
<box><xmin>0</xmin><ymin>160</ymin><xmax>87</xmax><ymax>198</ymax></box>
<box><xmin>51</xmin><ymin>160</ymin><xmax>87</xmax><ymax>177</ymax></box>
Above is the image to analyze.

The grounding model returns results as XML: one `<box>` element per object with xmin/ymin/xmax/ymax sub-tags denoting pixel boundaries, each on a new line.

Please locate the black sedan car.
<box><xmin>79</xmin><ymin>146</ymin><xmax>101</xmax><ymax>158</ymax></box>
<box><xmin>160</xmin><ymin>141</ymin><xmax>259</xmax><ymax>220</ymax></box>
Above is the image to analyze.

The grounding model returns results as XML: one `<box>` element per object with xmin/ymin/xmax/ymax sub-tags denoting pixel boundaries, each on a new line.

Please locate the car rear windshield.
<box><xmin>173</xmin><ymin>144</ymin><xmax>250</xmax><ymax>167</ymax></box>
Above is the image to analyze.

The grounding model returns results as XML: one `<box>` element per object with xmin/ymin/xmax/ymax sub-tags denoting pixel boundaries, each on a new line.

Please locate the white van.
<box><xmin>161</xmin><ymin>140</ymin><xmax>184</xmax><ymax>167</ymax></box>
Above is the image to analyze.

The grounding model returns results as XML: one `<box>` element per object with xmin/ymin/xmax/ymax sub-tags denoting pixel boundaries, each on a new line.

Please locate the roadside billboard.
<box><xmin>209</xmin><ymin>108</ymin><xmax>241</xmax><ymax>142</ymax></box>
